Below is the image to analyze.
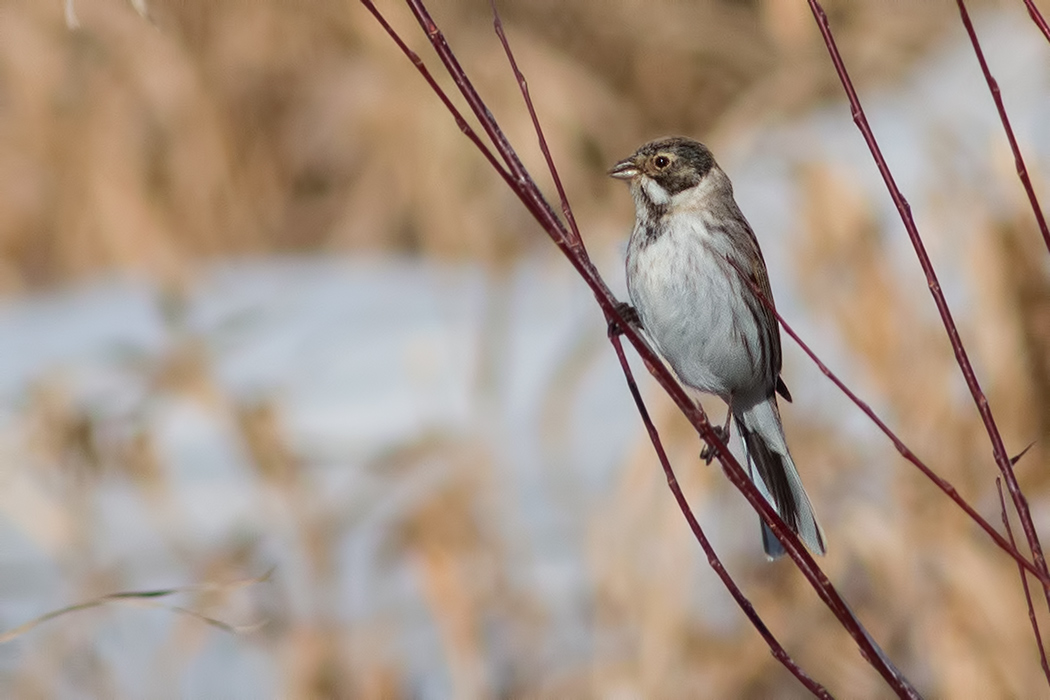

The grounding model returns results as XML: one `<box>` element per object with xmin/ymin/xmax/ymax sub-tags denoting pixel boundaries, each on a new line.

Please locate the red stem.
<box><xmin>1022</xmin><ymin>0</ymin><xmax>1050</xmax><ymax>44</ymax></box>
<box><xmin>609</xmin><ymin>330</ymin><xmax>833</xmax><ymax>698</ymax></box>
<box><xmin>725</xmin><ymin>256</ymin><xmax>1047</xmax><ymax>584</ymax></box>
<box><xmin>807</xmin><ymin>0</ymin><xmax>1050</xmax><ymax>607</ymax></box>
<box><xmin>490</xmin><ymin>0</ymin><xmax>585</xmax><ymax>253</ymax></box>
<box><xmin>957</xmin><ymin>0</ymin><xmax>1050</xmax><ymax>254</ymax></box>
<box><xmin>997</xmin><ymin>478</ymin><xmax>1050</xmax><ymax>686</ymax></box>
<box><xmin>366</xmin><ymin>0</ymin><xmax>921</xmax><ymax>694</ymax></box>
<box><xmin>359</xmin><ymin>2</ymin><xmax>513</xmax><ymax>187</ymax></box>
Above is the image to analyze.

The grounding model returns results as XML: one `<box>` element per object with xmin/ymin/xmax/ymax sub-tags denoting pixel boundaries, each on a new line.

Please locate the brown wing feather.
<box><xmin>740</xmin><ymin>219</ymin><xmax>784</xmax><ymax>393</ymax></box>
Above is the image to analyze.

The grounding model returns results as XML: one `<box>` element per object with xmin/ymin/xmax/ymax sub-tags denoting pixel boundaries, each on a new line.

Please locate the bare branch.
<box><xmin>490</xmin><ymin>0</ymin><xmax>585</xmax><ymax>253</ymax></box>
<box><xmin>957</xmin><ymin>0</ymin><xmax>1050</xmax><ymax>254</ymax></box>
<box><xmin>726</xmin><ymin>255</ymin><xmax>1048</xmax><ymax>585</ymax></box>
<box><xmin>997</xmin><ymin>478</ymin><xmax>1050</xmax><ymax>686</ymax></box>
<box><xmin>806</xmin><ymin>0</ymin><xmax>1050</xmax><ymax>609</ymax></box>
<box><xmin>1022</xmin><ymin>0</ymin><xmax>1050</xmax><ymax>44</ymax></box>
<box><xmin>366</xmin><ymin>0</ymin><xmax>924</xmax><ymax>694</ymax></box>
<box><xmin>359</xmin><ymin>1</ymin><xmax>515</xmax><ymax>189</ymax></box>
<box><xmin>608</xmin><ymin>327</ymin><xmax>832</xmax><ymax>699</ymax></box>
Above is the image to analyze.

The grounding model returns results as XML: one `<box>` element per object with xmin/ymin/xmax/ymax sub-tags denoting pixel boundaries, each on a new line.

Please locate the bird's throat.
<box><xmin>632</xmin><ymin>179</ymin><xmax>670</xmax><ymax>231</ymax></box>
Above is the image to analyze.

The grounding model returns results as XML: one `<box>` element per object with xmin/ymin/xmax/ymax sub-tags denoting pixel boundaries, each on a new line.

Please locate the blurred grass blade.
<box><xmin>0</xmin><ymin>569</ymin><xmax>272</xmax><ymax>644</ymax></box>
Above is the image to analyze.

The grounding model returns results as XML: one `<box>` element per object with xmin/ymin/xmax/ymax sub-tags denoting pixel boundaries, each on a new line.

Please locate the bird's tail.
<box><xmin>733</xmin><ymin>396</ymin><xmax>826</xmax><ymax>558</ymax></box>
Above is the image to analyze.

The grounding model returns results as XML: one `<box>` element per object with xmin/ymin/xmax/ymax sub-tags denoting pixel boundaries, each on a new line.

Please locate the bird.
<box><xmin>609</xmin><ymin>136</ymin><xmax>825</xmax><ymax>558</ymax></box>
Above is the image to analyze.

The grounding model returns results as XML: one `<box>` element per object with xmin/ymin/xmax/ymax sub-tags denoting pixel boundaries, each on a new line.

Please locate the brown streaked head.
<box><xmin>608</xmin><ymin>136</ymin><xmax>717</xmax><ymax>196</ymax></box>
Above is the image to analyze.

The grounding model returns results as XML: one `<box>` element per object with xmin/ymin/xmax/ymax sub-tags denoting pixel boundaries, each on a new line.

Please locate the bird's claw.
<box><xmin>608</xmin><ymin>302</ymin><xmax>641</xmax><ymax>337</ymax></box>
<box><xmin>700</xmin><ymin>424</ymin><xmax>730</xmax><ymax>465</ymax></box>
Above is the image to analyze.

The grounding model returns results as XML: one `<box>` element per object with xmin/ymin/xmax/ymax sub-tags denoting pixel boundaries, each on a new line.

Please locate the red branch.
<box><xmin>726</xmin><ymin>257</ymin><xmax>1047</xmax><ymax>584</ymax></box>
<box><xmin>481</xmin><ymin>3</ymin><xmax>919</xmax><ymax>693</ymax></box>
<box><xmin>1022</xmin><ymin>0</ymin><xmax>1050</xmax><ymax>44</ymax></box>
<box><xmin>364</xmin><ymin>0</ymin><xmax>925</xmax><ymax>695</ymax></box>
<box><xmin>490</xmin><ymin>1</ymin><xmax>585</xmax><ymax>251</ymax></box>
<box><xmin>806</xmin><ymin>0</ymin><xmax>1050</xmax><ymax>611</ymax></box>
<box><xmin>997</xmin><ymin>478</ymin><xmax>1050</xmax><ymax>687</ymax></box>
<box><xmin>957</xmin><ymin>0</ymin><xmax>1050</xmax><ymax>254</ymax></box>
<box><xmin>608</xmin><ymin>329</ymin><xmax>832</xmax><ymax>698</ymax></box>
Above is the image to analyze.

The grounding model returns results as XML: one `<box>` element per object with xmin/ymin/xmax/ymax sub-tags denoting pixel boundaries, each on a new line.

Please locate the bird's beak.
<box><xmin>608</xmin><ymin>157</ymin><xmax>640</xmax><ymax>180</ymax></box>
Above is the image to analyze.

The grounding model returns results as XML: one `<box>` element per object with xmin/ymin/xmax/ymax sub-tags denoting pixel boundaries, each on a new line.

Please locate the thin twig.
<box><xmin>1022</xmin><ymin>0</ymin><xmax>1050</xmax><ymax>44</ymax></box>
<box><xmin>725</xmin><ymin>256</ymin><xmax>1047</xmax><ymax>585</ymax></box>
<box><xmin>359</xmin><ymin>1</ymin><xmax>515</xmax><ymax>190</ymax></box>
<box><xmin>367</xmin><ymin>1</ymin><xmax>920</xmax><ymax>694</ymax></box>
<box><xmin>490</xmin><ymin>0</ymin><xmax>585</xmax><ymax>253</ymax></box>
<box><xmin>807</xmin><ymin>0</ymin><xmax>1050</xmax><ymax>608</ymax></box>
<box><xmin>608</xmin><ymin>327</ymin><xmax>833</xmax><ymax>699</ymax></box>
<box><xmin>957</xmin><ymin>0</ymin><xmax>1050</xmax><ymax>254</ymax></box>
<box><xmin>997</xmin><ymin>478</ymin><xmax>1050</xmax><ymax>686</ymax></box>
<box><xmin>402</xmin><ymin>0</ymin><xmax>573</xmax><ymax>250</ymax></box>
<box><xmin>478</xmin><ymin>5</ymin><xmax>914</xmax><ymax>691</ymax></box>
<box><xmin>490</xmin><ymin>1</ymin><xmax>830</xmax><ymax>688</ymax></box>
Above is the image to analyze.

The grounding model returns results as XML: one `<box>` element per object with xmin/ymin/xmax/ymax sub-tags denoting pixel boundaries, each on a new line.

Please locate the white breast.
<box><xmin>626</xmin><ymin>215</ymin><xmax>764</xmax><ymax>401</ymax></box>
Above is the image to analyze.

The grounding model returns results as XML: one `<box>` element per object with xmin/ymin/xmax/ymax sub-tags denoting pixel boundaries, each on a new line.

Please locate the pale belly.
<box><xmin>626</xmin><ymin>227</ymin><xmax>764</xmax><ymax>400</ymax></box>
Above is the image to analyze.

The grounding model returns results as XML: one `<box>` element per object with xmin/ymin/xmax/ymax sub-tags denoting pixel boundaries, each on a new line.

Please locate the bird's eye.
<box><xmin>654</xmin><ymin>155</ymin><xmax>670</xmax><ymax>169</ymax></box>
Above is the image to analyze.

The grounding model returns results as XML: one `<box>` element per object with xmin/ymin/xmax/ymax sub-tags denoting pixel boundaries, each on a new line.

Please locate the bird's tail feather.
<box><xmin>734</xmin><ymin>396</ymin><xmax>826</xmax><ymax>558</ymax></box>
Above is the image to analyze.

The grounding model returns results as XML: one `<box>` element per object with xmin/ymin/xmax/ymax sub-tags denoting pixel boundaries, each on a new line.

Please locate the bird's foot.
<box><xmin>607</xmin><ymin>302</ymin><xmax>641</xmax><ymax>337</ymax></box>
<box><xmin>700</xmin><ymin>423</ymin><xmax>731</xmax><ymax>465</ymax></box>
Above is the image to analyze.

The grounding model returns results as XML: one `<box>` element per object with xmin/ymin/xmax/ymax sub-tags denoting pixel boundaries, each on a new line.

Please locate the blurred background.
<box><xmin>0</xmin><ymin>0</ymin><xmax>1048</xmax><ymax>697</ymax></box>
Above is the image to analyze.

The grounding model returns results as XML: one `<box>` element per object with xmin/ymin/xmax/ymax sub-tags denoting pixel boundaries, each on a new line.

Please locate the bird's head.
<box><xmin>608</xmin><ymin>136</ymin><xmax>718</xmax><ymax>212</ymax></box>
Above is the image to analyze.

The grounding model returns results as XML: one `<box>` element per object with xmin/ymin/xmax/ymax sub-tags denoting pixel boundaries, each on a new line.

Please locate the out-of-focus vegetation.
<box><xmin>1</xmin><ymin>0</ymin><xmax>1049</xmax><ymax>698</ymax></box>
<box><xmin>0</xmin><ymin>0</ymin><xmax>968</xmax><ymax>287</ymax></box>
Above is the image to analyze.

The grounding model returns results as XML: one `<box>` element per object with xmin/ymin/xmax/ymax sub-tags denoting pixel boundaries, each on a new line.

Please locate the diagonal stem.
<box><xmin>608</xmin><ymin>327</ymin><xmax>833</xmax><ymax>699</ymax></box>
<box><xmin>726</xmin><ymin>256</ymin><xmax>1047</xmax><ymax>585</ymax></box>
<box><xmin>366</xmin><ymin>0</ymin><xmax>921</xmax><ymax>694</ymax></box>
<box><xmin>490</xmin><ymin>0</ymin><xmax>586</xmax><ymax>253</ymax></box>
<box><xmin>807</xmin><ymin>0</ymin><xmax>1050</xmax><ymax>610</ymax></box>
<box><xmin>997</xmin><ymin>478</ymin><xmax>1050</xmax><ymax>687</ymax></box>
<box><xmin>957</xmin><ymin>0</ymin><xmax>1050</xmax><ymax>254</ymax></box>
<box><xmin>1022</xmin><ymin>0</ymin><xmax>1050</xmax><ymax>44</ymax></box>
<box><xmin>359</xmin><ymin>1</ymin><xmax>514</xmax><ymax>188</ymax></box>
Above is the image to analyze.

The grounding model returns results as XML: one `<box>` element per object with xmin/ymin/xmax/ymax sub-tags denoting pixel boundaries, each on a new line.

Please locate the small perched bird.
<box><xmin>609</xmin><ymin>136</ymin><xmax>825</xmax><ymax>558</ymax></box>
